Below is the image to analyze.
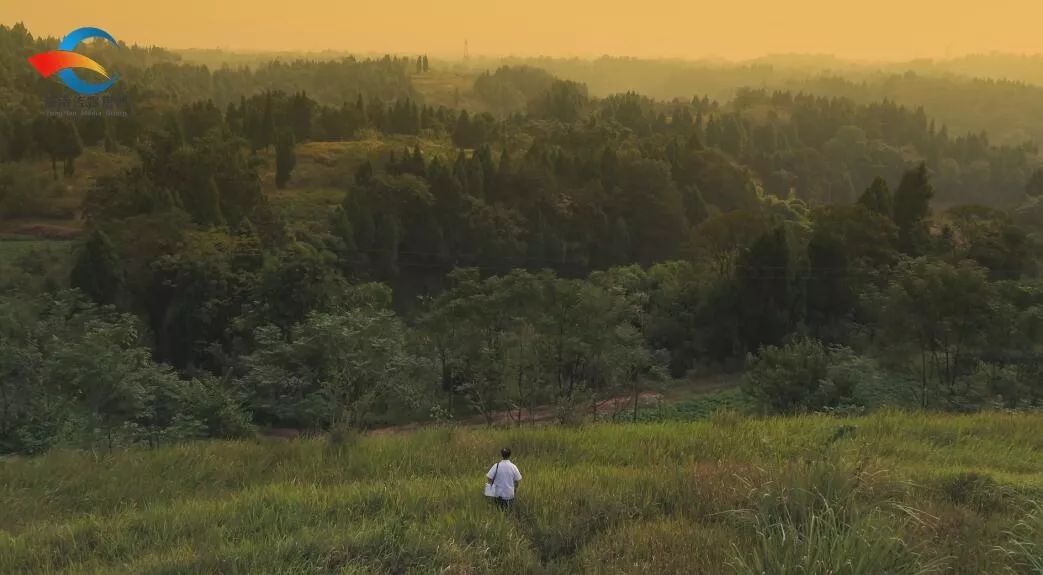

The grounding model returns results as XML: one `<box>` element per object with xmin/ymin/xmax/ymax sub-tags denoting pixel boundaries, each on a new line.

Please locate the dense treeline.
<box><xmin>2</xmin><ymin>23</ymin><xmax>1043</xmax><ymax>454</ymax></box>
<box><xmin>5</xmin><ymin>212</ymin><xmax>1042</xmax><ymax>453</ymax></box>
<box><xmin>501</xmin><ymin>54</ymin><xmax>1043</xmax><ymax>148</ymax></box>
<box><xmin>0</xmin><ymin>24</ymin><xmax>417</xmax><ymax>109</ymax></box>
<box><xmin>0</xmin><ymin>23</ymin><xmax>419</xmax><ymax>168</ymax></box>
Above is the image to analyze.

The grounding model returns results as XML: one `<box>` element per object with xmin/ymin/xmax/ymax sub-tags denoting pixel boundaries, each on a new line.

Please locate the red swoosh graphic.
<box><xmin>28</xmin><ymin>50</ymin><xmax>110</xmax><ymax>79</ymax></box>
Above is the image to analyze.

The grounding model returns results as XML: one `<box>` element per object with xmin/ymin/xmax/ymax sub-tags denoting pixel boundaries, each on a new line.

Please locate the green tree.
<box><xmin>806</xmin><ymin>205</ymin><xmax>898</xmax><ymax>329</ymax></box>
<box><xmin>296</xmin><ymin>311</ymin><xmax>413</xmax><ymax>427</ymax></box>
<box><xmin>59</xmin><ymin>120</ymin><xmax>84</xmax><ymax>177</ymax></box>
<box><xmin>419</xmin><ymin>269</ymin><xmax>541</xmax><ymax>425</ymax></box>
<box><xmin>674</xmin><ymin>148</ymin><xmax>762</xmax><ymax>212</ymax></box>
<box><xmin>259</xmin><ymin>91</ymin><xmax>275</xmax><ymax>151</ymax></box>
<box><xmin>32</xmin><ymin>117</ymin><xmax>64</xmax><ymax>179</ymax></box>
<box><xmin>893</xmin><ymin>163</ymin><xmax>934</xmax><ymax>254</ymax></box>
<box><xmin>0</xmin><ymin>300</ymin><xmax>43</xmax><ymax>452</ymax></box>
<box><xmin>41</xmin><ymin>300</ymin><xmax>173</xmax><ymax>449</ymax></box>
<box><xmin>945</xmin><ymin>205</ymin><xmax>1033</xmax><ymax>279</ymax></box>
<box><xmin>70</xmin><ymin>229</ymin><xmax>124</xmax><ymax>305</ymax></box>
<box><xmin>689</xmin><ymin>210</ymin><xmax>772</xmax><ymax>277</ymax></box>
<box><xmin>244</xmin><ymin>286</ymin><xmax>424</xmax><ymax>429</ymax></box>
<box><xmin>288</xmin><ymin>91</ymin><xmax>313</xmax><ymax>141</ymax></box>
<box><xmin>858</xmin><ymin>176</ymin><xmax>893</xmax><ymax>218</ymax></box>
<box><xmin>275</xmin><ymin>130</ymin><xmax>296</xmax><ymax>189</ymax></box>
<box><xmin>735</xmin><ymin>226</ymin><xmax>803</xmax><ymax>353</ymax></box>
<box><xmin>744</xmin><ymin>338</ymin><xmax>865</xmax><ymax>414</ymax></box>
<box><xmin>0</xmin><ymin>290</ymin><xmax>251</xmax><ymax>453</ymax></box>
<box><xmin>615</xmin><ymin>158</ymin><xmax>688</xmax><ymax>266</ymax></box>
<box><xmin>1025</xmin><ymin>168</ymin><xmax>1043</xmax><ymax>198</ymax></box>
<box><xmin>529</xmin><ymin>79</ymin><xmax>587</xmax><ymax>123</ymax></box>
<box><xmin>881</xmin><ymin>258</ymin><xmax>993</xmax><ymax>409</ymax></box>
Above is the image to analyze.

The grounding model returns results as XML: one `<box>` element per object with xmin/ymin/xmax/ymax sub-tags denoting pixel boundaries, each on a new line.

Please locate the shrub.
<box><xmin>744</xmin><ymin>338</ymin><xmax>830</xmax><ymax>414</ymax></box>
<box><xmin>934</xmin><ymin>471</ymin><xmax>1013</xmax><ymax>515</ymax></box>
<box><xmin>744</xmin><ymin>338</ymin><xmax>876</xmax><ymax>413</ymax></box>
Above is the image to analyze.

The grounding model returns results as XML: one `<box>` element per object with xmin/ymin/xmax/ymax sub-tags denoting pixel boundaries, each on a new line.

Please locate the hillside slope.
<box><xmin>2</xmin><ymin>412</ymin><xmax>1042</xmax><ymax>574</ymax></box>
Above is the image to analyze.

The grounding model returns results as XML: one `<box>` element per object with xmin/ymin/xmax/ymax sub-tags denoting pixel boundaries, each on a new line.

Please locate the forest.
<box><xmin>0</xmin><ymin>22</ymin><xmax>1042</xmax><ymax>455</ymax></box>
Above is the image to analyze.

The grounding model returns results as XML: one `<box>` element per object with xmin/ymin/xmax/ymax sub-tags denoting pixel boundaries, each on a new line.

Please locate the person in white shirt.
<box><xmin>486</xmin><ymin>448</ymin><xmax>522</xmax><ymax>509</ymax></box>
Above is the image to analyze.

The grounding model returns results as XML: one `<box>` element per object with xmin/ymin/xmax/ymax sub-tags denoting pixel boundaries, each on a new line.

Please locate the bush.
<box><xmin>933</xmin><ymin>471</ymin><xmax>1013</xmax><ymax>515</ymax></box>
<box><xmin>155</xmin><ymin>376</ymin><xmax>255</xmax><ymax>441</ymax></box>
<box><xmin>744</xmin><ymin>338</ymin><xmax>875</xmax><ymax>414</ymax></box>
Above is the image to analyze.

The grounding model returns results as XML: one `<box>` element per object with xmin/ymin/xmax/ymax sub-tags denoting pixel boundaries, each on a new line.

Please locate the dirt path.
<box><xmin>370</xmin><ymin>372</ymin><xmax>741</xmax><ymax>435</ymax></box>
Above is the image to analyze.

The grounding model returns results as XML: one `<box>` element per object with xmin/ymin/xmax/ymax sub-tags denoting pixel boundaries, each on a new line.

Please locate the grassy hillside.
<box><xmin>0</xmin><ymin>238</ymin><xmax>73</xmax><ymax>263</ymax></box>
<box><xmin>0</xmin><ymin>147</ymin><xmax>135</xmax><ymax>240</ymax></box>
<box><xmin>2</xmin><ymin>412</ymin><xmax>1041</xmax><ymax>574</ymax></box>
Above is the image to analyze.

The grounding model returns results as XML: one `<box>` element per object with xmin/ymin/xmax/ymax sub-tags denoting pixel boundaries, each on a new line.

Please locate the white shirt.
<box><xmin>486</xmin><ymin>460</ymin><xmax>522</xmax><ymax>500</ymax></box>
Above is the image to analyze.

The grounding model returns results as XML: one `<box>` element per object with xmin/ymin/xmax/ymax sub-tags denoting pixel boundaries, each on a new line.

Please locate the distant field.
<box><xmin>258</xmin><ymin>135</ymin><xmax>459</xmax><ymax>192</ymax></box>
<box><xmin>411</xmin><ymin>70</ymin><xmax>484</xmax><ymax>111</ymax></box>
<box><xmin>0</xmin><ymin>238</ymin><xmax>74</xmax><ymax>264</ymax></box>
<box><xmin>260</xmin><ymin>136</ymin><xmax>459</xmax><ymax>234</ymax></box>
<box><xmin>0</xmin><ymin>147</ymin><xmax>133</xmax><ymax>237</ymax></box>
<box><xmin>2</xmin><ymin>411</ymin><xmax>1041</xmax><ymax>574</ymax></box>
<box><xmin>2</xmin><ymin>137</ymin><xmax>462</xmax><ymax>240</ymax></box>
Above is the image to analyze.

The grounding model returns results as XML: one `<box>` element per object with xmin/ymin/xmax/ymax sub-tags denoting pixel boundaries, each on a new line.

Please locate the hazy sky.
<box><xmin>4</xmin><ymin>1</ymin><xmax>1040</xmax><ymax>60</ymax></box>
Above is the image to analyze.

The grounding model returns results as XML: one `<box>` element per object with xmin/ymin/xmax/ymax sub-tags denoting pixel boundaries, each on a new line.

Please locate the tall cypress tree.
<box><xmin>260</xmin><ymin>91</ymin><xmax>275</xmax><ymax>151</ymax></box>
<box><xmin>893</xmin><ymin>162</ymin><xmax>934</xmax><ymax>254</ymax></box>
<box><xmin>71</xmin><ymin>229</ymin><xmax>124</xmax><ymax>305</ymax></box>
<box><xmin>33</xmin><ymin>117</ymin><xmax>61</xmax><ymax>179</ymax></box>
<box><xmin>289</xmin><ymin>91</ymin><xmax>312</xmax><ymax>141</ymax></box>
<box><xmin>59</xmin><ymin>120</ymin><xmax>83</xmax><ymax>177</ymax></box>
<box><xmin>858</xmin><ymin>176</ymin><xmax>894</xmax><ymax>218</ymax></box>
<box><xmin>1026</xmin><ymin>168</ymin><xmax>1043</xmax><ymax>198</ymax></box>
<box><xmin>736</xmin><ymin>226</ymin><xmax>801</xmax><ymax>352</ymax></box>
<box><xmin>275</xmin><ymin>130</ymin><xmax>297</xmax><ymax>189</ymax></box>
<box><xmin>201</xmin><ymin>177</ymin><xmax>226</xmax><ymax>227</ymax></box>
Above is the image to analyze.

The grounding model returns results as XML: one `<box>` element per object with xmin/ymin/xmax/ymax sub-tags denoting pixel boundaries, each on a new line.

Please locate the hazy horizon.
<box><xmin>6</xmin><ymin>0</ymin><xmax>1043</xmax><ymax>61</ymax></box>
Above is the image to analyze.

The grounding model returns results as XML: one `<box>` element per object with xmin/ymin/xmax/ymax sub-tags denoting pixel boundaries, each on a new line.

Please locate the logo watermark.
<box><xmin>29</xmin><ymin>27</ymin><xmax>129</xmax><ymax>116</ymax></box>
<box><xmin>28</xmin><ymin>27</ymin><xmax>120</xmax><ymax>95</ymax></box>
<box><xmin>42</xmin><ymin>94</ymin><xmax>129</xmax><ymax>117</ymax></box>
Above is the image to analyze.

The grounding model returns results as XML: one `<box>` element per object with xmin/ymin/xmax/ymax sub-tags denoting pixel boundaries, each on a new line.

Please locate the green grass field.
<box><xmin>0</xmin><ymin>238</ymin><xmax>74</xmax><ymax>261</ymax></box>
<box><xmin>410</xmin><ymin>71</ymin><xmax>486</xmax><ymax>111</ymax></box>
<box><xmin>259</xmin><ymin>136</ymin><xmax>460</xmax><ymax>235</ymax></box>
<box><xmin>2</xmin><ymin>411</ymin><xmax>1041</xmax><ymax>574</ymax></box>
<box><xmin>260</xmin><ymin>136</ymin><xmax>459</xmax><ymax>192</ymax></box>
<box><xmin>3</xmin><ymin>137</ymin><xmax>461</xmax><ymax>241</ymax></box>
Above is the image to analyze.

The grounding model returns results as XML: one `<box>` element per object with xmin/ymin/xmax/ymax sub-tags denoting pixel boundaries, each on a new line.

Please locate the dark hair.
<box><xmin>501</xmin><ymin>448</ymin><xmax>511</xmax><ymax>459</ymax></box>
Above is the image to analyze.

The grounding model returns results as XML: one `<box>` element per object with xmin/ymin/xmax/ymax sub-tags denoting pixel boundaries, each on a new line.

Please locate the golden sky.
<box><xmin>3</xmin><ymin>0</ymin><xmax>1039</xmax><ymax>60</ymax></box>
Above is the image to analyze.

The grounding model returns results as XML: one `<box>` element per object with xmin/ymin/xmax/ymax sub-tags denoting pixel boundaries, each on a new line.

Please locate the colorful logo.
<box><xmin>28</xmin><ymin>27</ymin><xmax>120</xmax><ymax>95</ymax></box>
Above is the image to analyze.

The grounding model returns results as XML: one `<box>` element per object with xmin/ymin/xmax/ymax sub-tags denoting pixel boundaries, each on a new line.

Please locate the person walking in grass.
<box><xmin>485</xmin><ymin>448</ymin><xmax>522</xmax><ymax>510</ymax></box>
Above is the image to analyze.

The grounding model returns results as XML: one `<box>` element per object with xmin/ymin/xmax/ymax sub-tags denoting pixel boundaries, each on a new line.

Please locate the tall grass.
<box><xmin>997</xmin><ymin>501</ymin><xmax>1043</xmax><ymax>574</ymax></box>
<box><xmin>731</xmin><ymin>505</ymin><xmax>945</xmax><ymax>575</ymax></box>
<box><xmin>1</xmin><ymin>411</ymin><xmax>1040</xmax><ymax>573</ymax></box>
